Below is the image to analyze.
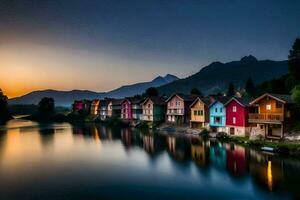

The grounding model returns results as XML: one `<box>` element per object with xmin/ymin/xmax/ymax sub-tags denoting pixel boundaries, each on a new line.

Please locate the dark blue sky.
<box><xmin>1</xmin><ymin>0</ymin><xmax>300</xmax><ymax>97</ymax></box>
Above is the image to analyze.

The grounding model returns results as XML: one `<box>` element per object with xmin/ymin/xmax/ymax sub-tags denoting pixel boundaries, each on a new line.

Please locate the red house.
<box><xmin>224</xmin><ymin>97</ymin><xmax>251</xmax><ymax>136</ymax></box>
<box><xmin>121</xmin><ymin>99</ymin><xmax>132</xmax><ymax>120</ymax></box>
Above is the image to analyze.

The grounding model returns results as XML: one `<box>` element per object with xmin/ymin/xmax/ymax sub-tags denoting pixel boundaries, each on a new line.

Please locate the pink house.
<box><xmin>225</xmin><ymin>97</ymin><xmax>250</xmax><ymax>136</ymax></box>
<box><xmin>72</xmin><ymin>100</ymin><xmax>84</xmax><ymax>112</ymax></box>
<box><xmin>165</xmin><ymin>94</ymin><xmax>196</xmax><ymax>124</ymax></box>
<box><xmin>121</xmin><ymin>99</ymin><xmax>132</xmax><ymax>120</ymax></box>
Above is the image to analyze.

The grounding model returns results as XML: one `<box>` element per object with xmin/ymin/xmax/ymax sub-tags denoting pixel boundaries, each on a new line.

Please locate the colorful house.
<box><xmin>141</xmin><ymin>96</ymin><xmax>166</xmax><ymax>122</ymax></box>
<box><xmin>190</xmin><ymin>97</ymin><xmax>211</xmax><ymax>129</ymax></box>
<box><xmin>110</xmin><ymin>99</ymin><xmax>123</xmax><ymax>118</ymax></box>
<box><xmin>248</xmin><ymin>93</ymin><xmax>296</xmax><ymax>139</ymax></box>
<box><xmin>209</xmin><ymin>97</ymin><xmax>229</xmax><ymax>132</ymax></box>
<box><xmin>121</xmin><ymin>98</ymin><xmax>143</xmax><ymax>121</ymax></box>
<box><xmin>224</xmin><ymin>97</ymin><xmax>251</xmax><ymax>136</ymax></box>
<box><xmin>90</xmin><ymin>99</ymin><xmax>100</xmax><ymax>115</ymax></box>
<box><xmin>99</xmin><ymin>99</ymin><xmax>109</xmax><ymax>120</ymax></box>
<box><xmin>165</xmin><ymin>94</ymin><xmax>196</xmax><ymax>124</ymax></box>
<box><xmin>72</xmin><ymin>99</ymin><xmax>92</xmax><ymax>114</ymax></box>
<box><xmin>72</xmin><ymin>100</ymin><xmax>84</xmax><ymax>112</ymax></box>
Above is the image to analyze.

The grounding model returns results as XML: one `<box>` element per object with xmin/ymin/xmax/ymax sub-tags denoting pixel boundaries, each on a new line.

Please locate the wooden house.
<box><xmin>99</xmin><ymin>99</ymin><xmax>109</xmax><ymax>120</ymax></box>
<box><xmin>224</xmin><ymin>97</ymin><xmax>251</xmax><ymax>136</ymax></box>
<box><xmin>248</xmin><ymin>93</ymin><xmax>296</xmax><ymax>139</ymax></box>
<box><xmin>141</xmin><ymin>96</ymin><xmax>166</xmax><ymax>122</ymax></box>
<box><xmin>209</xmin><ymin>97</ymin><xmax>230</xmax><ymax>132</ymax></box>
<box><xmin>190</xmin><ymin>97</ymin><xmax>211</xmax><ymax>129</ymax></box>
<box><xmin>110</xmin><ymin>99</ymin><xmax>123</xmax><ymax>118</ymax></box>
<box><xmin>121</xmin><ymin>97</ymin><xmax>143</xmax><ymax>121</ymax></box>
<box><xmin>90</xmin><ymin>99</ymin><xmax>100</xmax><ymax>115</ymax></box>
<box><xmin>165</xmin><ymin>94</ymin><xmax>196</xmax><ymax>124</ymax></box>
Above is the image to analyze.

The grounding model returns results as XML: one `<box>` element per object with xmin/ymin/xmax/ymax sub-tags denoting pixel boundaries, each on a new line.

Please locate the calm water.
<box><xmin>0</xmin><ymin>119</ymin><xmax>299</xmax><ymax>200</ymax></box>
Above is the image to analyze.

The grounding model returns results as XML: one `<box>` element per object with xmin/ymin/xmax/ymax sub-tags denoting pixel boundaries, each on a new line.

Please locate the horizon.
<box><xmin>1</xmin><ymin>0</ymin><xmax>300</xmax><ymax>98</ymax></box>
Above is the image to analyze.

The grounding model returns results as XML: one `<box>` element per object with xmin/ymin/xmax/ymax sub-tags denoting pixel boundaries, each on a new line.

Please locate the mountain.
<box><xmin>106</xmin><ymin>74</ymin><xmax>179</xmax><ymax>98</ymax></box>
<box><xmin>9</xmin><ymin>90</ymin><xmax>105</xmax><ymax>107</ymax></box>
<box><xmin>158</xmin><ymin>55</ymin><xmax>289</xmax><ymax>95</ymax></box>
<box><xmin>9</xmin><ymin>74</ymin><xmax>179</xmax><ymax>106</ymax></box>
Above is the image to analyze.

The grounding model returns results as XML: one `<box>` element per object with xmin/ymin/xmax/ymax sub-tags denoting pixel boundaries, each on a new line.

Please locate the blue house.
<box><xmin>209</xmin><ymin>97</ymin><xmax>229</xmax><ymax>132</ymax></box>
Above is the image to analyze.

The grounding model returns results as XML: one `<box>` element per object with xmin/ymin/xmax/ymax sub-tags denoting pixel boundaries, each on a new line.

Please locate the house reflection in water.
<box><xmin>226</xmin><ymin>144</ymin><xmax>247</xmax><ymax>176</ymax></box>
<box><xmin>143</xmin><ymin>134</ymin><xmax>154</xmax><ymax>154</ymax></box>
<box><xmin>191</xmin><ymin>138</ymin><xmax>208</xmax><ymax>167</ymax></box>
<box><xmin>166</xmin><ymin>136</ymin><xmax>190</xmax><ymax>162</ymax></box>
<box><xmin>209</xmin><ymin>141</ymin><xmax>226</xmax><ymax>169</ymax></box>
<box><xmin>248</xmin><ymin>150</ymin><xmax>284</xmax><ymax>193</ymax></box>
<box><xmin>121</xmin><ymin>128</ymin><xmax>132</xmax><ymax>149</ymax></box>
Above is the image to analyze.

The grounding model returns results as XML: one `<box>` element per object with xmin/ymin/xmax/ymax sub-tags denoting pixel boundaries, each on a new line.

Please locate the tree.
<box><xmin>288</xmin><ymin>38</ymin><xmax>300</xmax><ymax>82</ymax></box>
<box><xmin>291</xmin><ymin>85</ymin><xmax>300</xmax><ymax>106</ymax></box>
<box><xmin>145</xmin><ymin>87</ymin><xmax>158</xmax><ymax>97</ymax></box>
<box><xmin>245</xmin><ymin>77</ymin><xmax>256</xmax><ymax>97</ymax></box>
<box><xmin>38</xmin><ymin>97</ymin><xmax>55</xmax><ymax>114</ymax></box>
<box><xmin>227</xmin><ymin>82</ymin><xmax>235</xmax><ymax>97</ymax></box>
<box><xmin>0</xmin><ymin>89</ymin><xmax>13</xmax><ymax>123</ymax></box>
<box><xmin>190</xmin><ymin>88</ymin><xmax>203</xmax><ymax>96</ymax></box>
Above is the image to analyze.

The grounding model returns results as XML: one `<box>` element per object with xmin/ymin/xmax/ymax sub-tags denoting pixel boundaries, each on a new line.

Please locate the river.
<box><xmin>0</xmin><ymin>119</ymin><xmax>299</xmax><ymax>199</ymax></box>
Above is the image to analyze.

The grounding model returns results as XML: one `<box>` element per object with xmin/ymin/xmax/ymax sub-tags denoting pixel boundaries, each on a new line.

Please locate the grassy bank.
<box><xmin>219</xmin><ymin>135</ymin><xmax>300</xmax><ymax>156</ymax></box>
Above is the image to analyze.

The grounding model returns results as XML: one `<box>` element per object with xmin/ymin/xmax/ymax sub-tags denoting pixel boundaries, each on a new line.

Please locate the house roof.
<box><xmin>111</xmin><ymin>99</ymin><xmax>123</xmax><ymax>105</ymax></box>
<box><xmin>165</xmin><ymin>93</ymin><xmax>197</xmax><ymax>103</ymax></box>
<box><xmin>141</xmin><ymin>96</ymin><xmax>167</xmax><ymax>105</ymax></box>
<box><xmin>190</xmin><ymin>97</ymin><xmax>212</xmax><ymax>108</ymax></box>
<box><xmin>224</xmin><ymin>97</ymin><xmax>252</xmax><ymax>107</ymax></box>
<box><xmin>100</xmin><ymin>99</ymin><xmax>109</xmax><ymax>106</ymax></box>
<box><xmin>122</xmin><ymin>97</ymin><xmax>144</xmax><ymax>104</ymax></box>
<box><xmin>209</xmin><ymin>96</ymin><xmax>231</xmax><ymax>108</ymax></box>
<box><xmin>250</xmin><ymin>93</ymin><xmax>293</xmax><ymax>105</ymax></box>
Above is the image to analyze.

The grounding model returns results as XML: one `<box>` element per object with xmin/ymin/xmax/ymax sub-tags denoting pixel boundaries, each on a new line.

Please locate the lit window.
<box><xmin>266</xmin><ymin>104</ymin><xmax>271</xmax><ymax>110</ymax></box>
<box><xmin>233</xmin><ymin>117</ymin><xmax>236</xmax><ymax>124</ymax></box>
<box><xmin>233</xmin><ymin>106</ymin><xmax>237</xmax><ymax>112</ymax></box>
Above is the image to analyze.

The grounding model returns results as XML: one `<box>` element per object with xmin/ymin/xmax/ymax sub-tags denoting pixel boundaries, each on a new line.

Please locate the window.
<box><xmin>276</xmin><ymin>102</ymin><xmax>282</xmax><ymax>109</ymax></box>
<box><xmin>194</xmin><ymin>110</ymin><xmax>197</xmax><ymax>115</ymax></box>
<box><xmin>233</xmin><ymin>106</ymin><xmax>237</xmax><ymax>112</ymax></box>
<box><xmin>148</xmin><ymin>104</ymin><xmax>151</xmax><ymax>108</ymax></box>
<box><xmin>197</xmin><ymin>110</ymin><xmax>201</xmax><ymax>115</ymax></box>
<box><xmin>220</xmin><ymin>108</ymin><xmax>223</xmax><ymax>113</ymax></box>
<box><xmin>214</xmin><ymin>117</ymin><xmax>221</xmax><ymax>124</ymax></box>
<box><xmin>266</xmin><ymin>104</ymin><xmax>271</xmax><ymax>110</ymax></box>
<box><xmin>215</xmin><ymin>108</ymin><xmax>218</xmax><ymax>113</ymax></box>
<box><xmin>233</xmin><ymin>117</ymin><xmax>236</xmax><ymax>124</ymax></box>
<box><xmin>200</xmin><ymin>110</ymin><xmax>203</xmax><ymax>116</ymax></box>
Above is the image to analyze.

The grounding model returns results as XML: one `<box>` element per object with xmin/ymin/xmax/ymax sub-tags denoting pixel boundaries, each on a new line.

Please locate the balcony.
<box><xmin>248</xmin><ymin>113</ymin><xmax>283</xmax><ymax>123</ymax></box>
<box><xmin>167</xmin><ymin>109</ymin><xmax>184</xmax><ymax>115</ymax></box>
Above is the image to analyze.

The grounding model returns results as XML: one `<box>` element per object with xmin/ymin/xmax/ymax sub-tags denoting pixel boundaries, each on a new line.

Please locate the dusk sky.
<box><xmin>1</xmin><ymin>0</ymin><xmax>300</xmax><ymax>98</ymax></box>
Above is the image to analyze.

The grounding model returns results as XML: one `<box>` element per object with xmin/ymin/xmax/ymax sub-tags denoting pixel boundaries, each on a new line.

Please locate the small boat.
<box><xmin>261</xmin><ymin>146</ymin><xmax>276</xmax><ymax>152</ymax></box>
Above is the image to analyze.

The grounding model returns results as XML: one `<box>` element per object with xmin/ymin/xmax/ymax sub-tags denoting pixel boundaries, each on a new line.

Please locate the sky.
<box><xmin>0</xmin><ymin>0</ymin><xmax>300</xmax><ymax>98</ymax></box>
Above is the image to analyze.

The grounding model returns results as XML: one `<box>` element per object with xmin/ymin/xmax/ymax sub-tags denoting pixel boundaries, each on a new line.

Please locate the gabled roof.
<box><xmin>111</xmin><ymin>99</ymin><xmax>124</xmax><ymax>105</ymax></box>
<box><xmin>250</xmin><ymin>93</ymin><xmax>293</xmax><ymax>105</ymax></box>
<box><xmin>209</xmin><ymin>96</ymin><xmax>231</xmax><ymax>108</ymax></box>
<box><xmin>141</xmin><ymin>96</ymin><xmax>167</xmax><ymax>105</ymax></box>
<box><xmin>224</xmin><ymin>97</ymin><xmax>252</xmax><ymax>107</ymax></box>
<box><xmin>100</xmin><ymin>99</ymin><xmax>109</xmax><ymax>106</ymax></box>
<box><xmin>190</xmin><ymin>97</ymin><xmax>212</xmax><ymax>108</ymax></box>
<box><xmin>165</xmin><ymin>93</ymin><xmax>197</xmax><ymax>103</ymax></box>
<box><xmin>122</xmin><ymin>97</ymin><xmax>144</xmax><ymax>104</ymax></box>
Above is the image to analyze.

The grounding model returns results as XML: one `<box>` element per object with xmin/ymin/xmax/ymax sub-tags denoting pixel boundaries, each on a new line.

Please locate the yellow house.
<box><xmin>190</xmin><ymin>97</ymin><xmax>211</xmax><ymax>129</ymax></box>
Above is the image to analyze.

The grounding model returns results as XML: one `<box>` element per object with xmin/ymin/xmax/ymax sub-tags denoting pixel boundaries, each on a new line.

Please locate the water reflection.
<box><xmin>0</xmin><ymin>119</ymin><xmax>299</xmax><ymax>199</ymax></box>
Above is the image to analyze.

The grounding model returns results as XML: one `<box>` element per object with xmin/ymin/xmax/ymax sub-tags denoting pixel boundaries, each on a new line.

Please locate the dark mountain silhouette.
<box><xmin>9</xmin><ymin>74</ymin><xmax>179</xmax><ymax>106</ymax></box>
<box><xmin>106</xmin><ymin>74</ymin><xmax>178</xmax><ymax>98</ymax></box>
<box><xmin>158</xmin><ymin>55</ymin><xmax>288</xmax><ymax>95</ymax></box>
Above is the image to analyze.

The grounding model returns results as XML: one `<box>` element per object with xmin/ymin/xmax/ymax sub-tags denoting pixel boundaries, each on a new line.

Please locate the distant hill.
<box><xmin>9</xmin><ymin>90</ymin><xmax>105</xmax><ymax>107</ymax></box>
<box><xmin>158</xmin><ymin>55</ymin><xmax>288</xmax><ymax>95</ymax></box>
<box><xmin>106</xmin><ymin>74</ymin><xmax>178</xmax><ymax>98</ymax></box>
<box><xmin>9</xmin><ymin>74</ymin><xmax>179</xmax><ymax>106</ymax></box>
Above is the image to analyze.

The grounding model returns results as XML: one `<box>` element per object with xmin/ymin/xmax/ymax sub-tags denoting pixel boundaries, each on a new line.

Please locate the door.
<box><xmin>230</xmin><ymin>128</ymin><xmax>235</xmax><ymax>135</ymax></box>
